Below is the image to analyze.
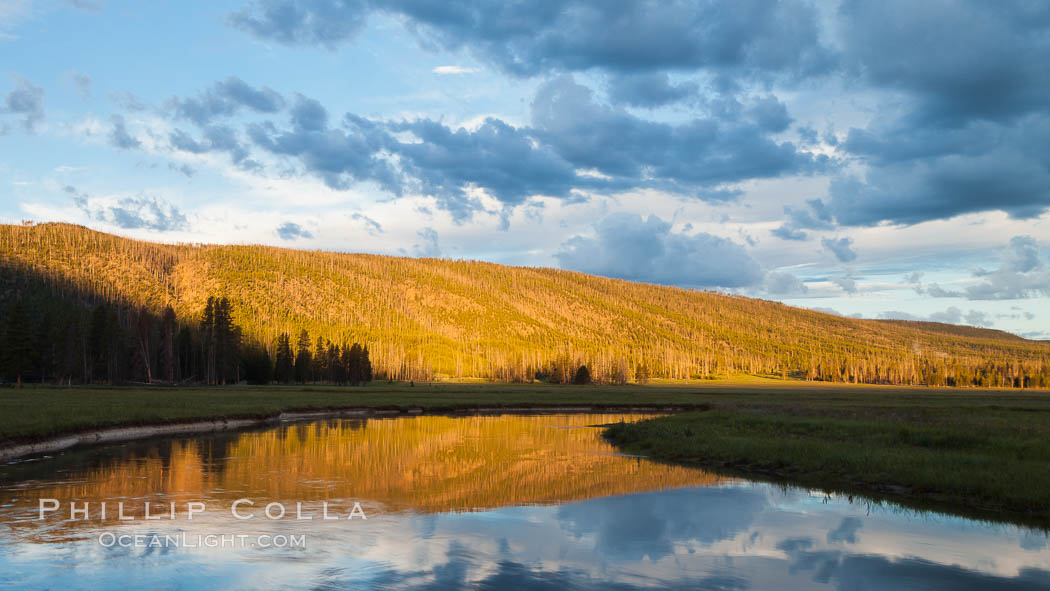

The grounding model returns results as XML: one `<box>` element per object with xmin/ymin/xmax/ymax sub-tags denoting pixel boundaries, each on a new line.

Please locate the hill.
<box><xmin>1</xmin><ymin>222</ymin><xmax>1048</xmax><ymax>387</ymax></box>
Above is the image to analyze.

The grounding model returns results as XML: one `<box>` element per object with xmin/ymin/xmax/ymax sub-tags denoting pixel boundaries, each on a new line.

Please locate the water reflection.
<box><xmin>0</xmin><ymin>413</ymin><xmax>1048</xmax><ymax>590</ymax></box>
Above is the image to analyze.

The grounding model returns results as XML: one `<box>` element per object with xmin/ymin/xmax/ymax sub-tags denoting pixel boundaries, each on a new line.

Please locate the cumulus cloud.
<box><xmin>531</xmin><ymin>76</ymin><xmax>823</xmax><ymax>196</ymax></box>
<box><xmin>275</xmin><ymin>221</ymin><xmax>313</xmax><ymax>240</ymax></box>
<box><xmin>350</xmin><ymin>212</ymin><xmax>383</xmax><ymax>236</ymax></box>
<box><xmin>170</xmin><ymin>125</ymin><xmax>259</xmax><ymax>170</ymax></box>
<box><xmin>607</xmin><ymin>73</ymin><xmax>697</xmax><ymax>108</ymax></box>
<box><xmin>413</xmin><ymin>227</ymin><xmax>441</xmax><ymax>257</ymax></box>
<box><xmin>230</xmin><ymin>0</ymin><xmax>368</xmax><ymax>49</ymax></box>
<box><xmin>3</xmin><ymin>74</ymin><xmax>44</xmax><ymax>131</ymax></box>
<box><xmin>555</xmin><ymin>213</ymin><xmax>763</xmax><ymax>288</ymax></box>
<box><xmin>821</xmin><ymin>236</ymin><xmax>857</xmax><ymax>262</ymax></box>
<box><xmin>964</xmin><ymin>235</ymin><xmax>1050</xmax><ymax>300</ymax></box>
<box><xmin>878</xmin><ymin>307</ymin><xmax>992</xmax><ymax>327</ymax></box>
<box><xmin>229</xmin><ymin>1</ymin><xmax>833</xmax><ymax>80</ymax></box>
<box><xmin>169</xmin><ymin>76</ymin><xmax>285</xmax><ymax>126</ymax></box>
<box><xmin>764</xmin><ymin>271</ymin><xmax>808</xmax><ymax>295</ymax></box>
<box><xmin>827</xmin><ymin>2</ymin><xmax>1050</xmax><ymax>225</ymax></box>
<box><xmin>107</xmin><ymin>114</ymin><xmax>140</xmax><ymax>149</ymax></box>
<box><xmin>73</xmin><ymin>191</ymin><xmax>189</xmax><ymax>232</ymax></box>
<box><xmin>830</xmin><ymin>275</ymin><xmax>857</xmax><ymax>294</ymax></box>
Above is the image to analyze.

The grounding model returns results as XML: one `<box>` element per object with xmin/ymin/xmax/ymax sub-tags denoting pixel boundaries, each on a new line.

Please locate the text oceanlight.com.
<box><xmin>97</xmin><ymin>533</ymin><xmax>307</xmax><ymax>549</ymax></box>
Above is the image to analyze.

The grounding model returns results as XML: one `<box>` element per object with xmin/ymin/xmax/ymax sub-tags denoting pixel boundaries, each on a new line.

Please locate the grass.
<box><xmin>2</xmin><ymin>379</ymin><xmax>1049</xmax><ymax>525</ymax></box>
<box><xmin>604</xmin><ymin>388</ymin><xmax>1050</xmax><ymax>526</ymax></box>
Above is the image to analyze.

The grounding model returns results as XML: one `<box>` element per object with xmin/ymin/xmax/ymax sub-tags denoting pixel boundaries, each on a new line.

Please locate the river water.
<box><xmin>0</xmin><ymin>413</ymin><xmax>1047</xmax><ymax>590</ymax></box>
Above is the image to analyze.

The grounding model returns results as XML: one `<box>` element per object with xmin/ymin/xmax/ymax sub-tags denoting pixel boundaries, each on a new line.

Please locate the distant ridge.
<box><xmin>2</xmin><ymin>222</ymin><xmax>1047</xmax><ymax>387</ymax></box>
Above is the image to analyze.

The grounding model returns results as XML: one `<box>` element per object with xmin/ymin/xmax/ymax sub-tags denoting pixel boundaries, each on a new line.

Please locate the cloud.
<box><xmin>390</xmin><ymin>116</ymin><xmax>579</xmax><ymax>220</ymax></box>
<box><xmin>170</xmin><ymin>125</ymin><xmax>259</xmax><ymax>170</ymax></box>
<box><xmin>963</xmin><ymin>235</ymin><xmax>1050</xmax><ymax>300</ymax></box>
<box><xmin>413</xmin><ymin>226</ymin><xmax>441</xmax><ymax>257</ymax></box>
<box><xmin>607</xmin><ymin>73</ymin><xmax>697</xmax><ymax>108</ymax></box>
<box><xmin>555</xmin><ymin>213</ymin><xmax>763</xmax><ymax>288</ymax></box>
<box><xmin>107</xmin><ymin>114</ymin><xmax>140</xmax><ymax>149</ymax></box>
<box><xmin>247</xmin><ymin>111</ymin><xmax>401</xmax><ymax>193</ymax></box>
<box><xmin>170</xmin><ymin>76</ymin><xmax>285</xmax><ymax>126</ymax></box>
<box><xmin>229</xmin><ymin>1</ymin><xmax>833</xmax><ymax>81</ymax></box>
<box><xmin>74</xmin><ymin>192</ymin><xmax>189</xmax><ymax>232</ymax></box>
<box><xmin>67</xmin><ymin>69</ymin><xmax>92</xmax><ymax>101</ymax></box>
<box><xmin>531</xmin><ymin>76</ymin><xmax>823</xmax><ymax>196</ymax></box>
<box><xmin>350</xmin><ymin>212</ymin><xmax>383</xmax><ymax>235</ymax></box>
<box><xmin>275</xmin><ymin>221</ymin><xmax>312</xmax><ymax>240</ymax></box>
<box><xmin>763</xmin><ymin>271</ymin><xmax>808</xmax><ymax>295</ymax></box>
<box><xmin>825</xmin><ymin>2</ymin><xmax>1050</xmax><ymax>226</ymax></box>
<box><xmin>771</xmin><ymin>199</ymin><xmax>834</xmax><ymax>241</ymax></box>
<box><xmin>230</xmin><ymin>0</ymin><xmax>368</xmax><ymax>49</ymax></box>
<box><xmin>821</xmin><ymin>236</ymin><xmax>857</xmax><ymax>262</ymax></box>
<box><xmin>432</xmin><ymin>66</ymin><xmax>478</xmax><ymax>75</ymax></box>
<box><xmin>3</xmin><ymin>74</ymin><xmax>44</xmax><ymax>131</ymax></box>
<box><xmin>830</xmin><ymin>275</ymin><xmax>857</xmax><ymax>294</ymax></box>
<box><xmin>878</xmin><ymin>306</ymin><xmax>992</xmax><ymax>327</ymax></box>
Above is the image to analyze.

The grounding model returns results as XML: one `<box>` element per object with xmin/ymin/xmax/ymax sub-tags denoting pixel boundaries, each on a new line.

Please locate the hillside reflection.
<box><xmin>0</xmin><ymin>414</ymin><xmax>722</xmax><ymax>533</ymax></box>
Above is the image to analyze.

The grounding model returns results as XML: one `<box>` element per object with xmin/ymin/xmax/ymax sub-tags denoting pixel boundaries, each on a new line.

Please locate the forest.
<box><xmin>1</xmin><ymin>222</ymin><xmax>1048</xmax><ymax>388</ymax></box>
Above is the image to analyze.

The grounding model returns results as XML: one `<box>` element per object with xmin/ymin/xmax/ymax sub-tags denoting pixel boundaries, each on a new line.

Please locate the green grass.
<box><xmin>604</xmin><ymin>388</ymin><xmax>1050</xmax><ymax>526</ymax></box>
<box><xmin>3</xmin><ymin>380</ymin><xmax>1050</xmax><ymax>525</ymax></box>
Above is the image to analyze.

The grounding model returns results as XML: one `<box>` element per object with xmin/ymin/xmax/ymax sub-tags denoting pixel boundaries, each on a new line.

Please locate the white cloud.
<box><xmin>432</xmin><ymin>65</ymin><xmax>479</xmax><ymax>75</ymax></box>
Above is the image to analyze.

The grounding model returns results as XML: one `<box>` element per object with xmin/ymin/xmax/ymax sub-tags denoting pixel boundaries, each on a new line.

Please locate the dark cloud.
<box><xmin>275</xmin><ymin>221</ymin><xmax>313</xmax><ymax>240</ymax></box>
<box><xmin>170</xmin><ymin>76</ymin><xmax>285</xmax><ymax>126</ymax></box>
<box><xmin>3</xmin><ymin>75</ymin><xmax>45</xmax><ymax>132</ymax></box>
<box><xmin>827</xmin><ymin>2</ymin><xmax>1050</xmax><ymax>226</ymax></box>
<box><xmin>531</xmin><ymin>76</ymin><xmax>822</xmax><ymax>196</ymax></box>
<box><xmin>391</xmin><ymin>116</ymin><xmax>579</xmax><ymax>221</ymax></box>
<box><xmin>231</xmin><ymin>1</ymin><xmax>834</xmax><ymax>81</ymax></box>
<box><xmin>108</xmin><ymin>114</ymin><xmax>140</xmax><ymax>149</ymax></box>
<box><xmin>772</xmin><ymin>200</ymin><xmax>834</xmax><ymax>241</ymax></box>
<box><xmin>170</xmin><ymin>125</ymin><xmax>259</xmax><ymax>170</ymax></box>
<box><xmin>247</xmin><ymin>112</ymin><xmax>401</xmax><ymax>193</ymax></box>
<box><xmin>555</xmin><ymin>213</ymin><xmax>763</xmax><ymax>288</ymax></box>
<box><xmin>607</xmin><ymin>73</ymin><xmax>697</xmax><ymax>108</ymax></box>
<box><xmin>230</xmin><ymin>0</ymin><xmax>369</xmax><ymax>49</ymax></box>
<box><xmin>821</xmin><ymin>236</ymin><xmax>857</xmax><ymax>262</ymax></box>
<box><xmin>75</xmin><ymin>193</ymin><xmax>189</xmax><ymax>232</ymax></box>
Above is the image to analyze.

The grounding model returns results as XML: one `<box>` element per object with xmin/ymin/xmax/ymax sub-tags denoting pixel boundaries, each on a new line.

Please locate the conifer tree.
<box><xmin>294</xmin><ymin>330</ymin><xmax>312</xmax><ymax>383</ymax></box>
<box><xmin>274</xmin><ymin>333</ymin><xmax>294</xmax><ymax>384</ymax></box>
<box><xmin>1</xmin><ymin>301</ymin><xmax>33</xmax><ymax>386</ymax></box>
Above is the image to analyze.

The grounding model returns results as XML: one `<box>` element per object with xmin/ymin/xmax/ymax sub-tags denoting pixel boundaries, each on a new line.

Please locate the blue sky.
<box><xmin>1</xmin><ymin>0</ymin><xmax>1049</xmax><ymax>338</ymax></box>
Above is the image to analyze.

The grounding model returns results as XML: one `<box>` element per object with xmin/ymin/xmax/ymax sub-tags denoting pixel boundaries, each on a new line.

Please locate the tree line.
<box><xmin>3</xmin><ymin>222</ymin><xmax>1050</xmax><ymax>390</ymax></box>
<box><xmin>0</xmin><ymin>296</ymin><xmax>372</xmax><ymax>387</ymax></box>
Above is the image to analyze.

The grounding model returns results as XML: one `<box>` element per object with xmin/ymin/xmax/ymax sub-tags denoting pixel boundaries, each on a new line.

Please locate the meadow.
<box><xmin>2</xmin><ymin>379</ymin><xmax>1049</xmax><ymax>524</ymax></box>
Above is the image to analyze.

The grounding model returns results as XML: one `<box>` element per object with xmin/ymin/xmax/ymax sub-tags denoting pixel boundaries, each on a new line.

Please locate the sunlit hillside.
<box><xmin>2</xmin><ymin>222</ymin><xmax>1048</xmax><ymax>386</ymax></box>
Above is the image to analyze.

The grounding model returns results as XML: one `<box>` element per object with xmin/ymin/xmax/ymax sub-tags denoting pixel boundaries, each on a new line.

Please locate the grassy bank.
<box><xmin>0</xmin><ymin>377</ymin><xmax>1026</xmax><ymax>442</ymax></box>
<box><xmin>605</xmin><ymin>391</ymin><xmax>1050</xmax><ymax>525</ymax></box>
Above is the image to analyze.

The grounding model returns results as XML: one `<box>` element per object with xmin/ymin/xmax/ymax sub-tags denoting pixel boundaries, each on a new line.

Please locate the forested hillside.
<box><xmin>2</xmin><ymin>222</ymin><xmax>1048</xmax><ymax>387</ymax></box>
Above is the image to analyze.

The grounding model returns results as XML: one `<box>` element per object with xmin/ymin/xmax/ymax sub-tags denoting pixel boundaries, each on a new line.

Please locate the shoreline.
<box><xmin>0</xmin><ymin>405</ymin><xmax>686</xmax><ymax>463</ymax></box>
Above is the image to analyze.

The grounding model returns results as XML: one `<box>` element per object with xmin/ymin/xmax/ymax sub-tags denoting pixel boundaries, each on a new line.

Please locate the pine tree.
<box><xmin>573</xmin><ymin>364</ymin><xmax>592</xmax><ymax>385</ymax></box>
<box><xmin>274</xmin><ymin>333</ymin><xmax>294</xmax><ymax>384</ymax></box>
<box><xmin>1</xmin><ymin>301</ymin><xmax>33</xmax><ymax>386</ymax></box>
<box><xmin>294</xmin><ymin>330</ymin><xmax>312</xmax><ymax>383</ymax></box>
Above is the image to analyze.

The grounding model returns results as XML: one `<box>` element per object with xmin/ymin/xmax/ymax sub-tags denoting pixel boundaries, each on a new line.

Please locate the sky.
<box><xmin>1</xmin><ymin>0</ymin><xmax>1049</xmax><ymax>339</ymax></box>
